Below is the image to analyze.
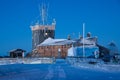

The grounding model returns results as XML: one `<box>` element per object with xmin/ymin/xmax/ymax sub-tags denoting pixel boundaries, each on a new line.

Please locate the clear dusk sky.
<box><xmin>0</xmin><ymin>0</ymin><xmax>120</xmax><ymax>56</ymax></box>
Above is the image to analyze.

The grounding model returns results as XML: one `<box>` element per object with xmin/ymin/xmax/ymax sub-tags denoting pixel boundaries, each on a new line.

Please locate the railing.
<box><xmin>0</xmin><ymin>57</ymin><xmax>55</xmax><ymax>65</ymax></box>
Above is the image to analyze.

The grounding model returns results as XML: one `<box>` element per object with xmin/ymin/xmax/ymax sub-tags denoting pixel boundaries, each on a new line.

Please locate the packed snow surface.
<box><xmin>0</xmin><ymin>58</ymin><xmax>120</xmax><ymax>80</ymax></box>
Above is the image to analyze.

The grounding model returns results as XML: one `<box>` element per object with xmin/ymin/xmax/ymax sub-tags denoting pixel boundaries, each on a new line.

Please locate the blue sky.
<box><xmin>0</xmin><ymin>0</ymin><xmax>120</xmax><ymax>56</ymax></box>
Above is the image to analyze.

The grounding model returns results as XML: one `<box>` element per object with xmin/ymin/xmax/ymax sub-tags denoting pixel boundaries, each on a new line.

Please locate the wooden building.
<box><xmin>9</xmin><ymin>49</ymin><xmax>26</xmax><ymax>58</ymax></box>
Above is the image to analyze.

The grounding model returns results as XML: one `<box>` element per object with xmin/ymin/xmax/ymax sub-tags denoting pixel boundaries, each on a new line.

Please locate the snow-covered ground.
<box><xmin>0</xmin><ymin>58</ymin><xmax>120</xmax><ymax>80</ymax></box>
<box><xmin>66</xmin><ymin>57</ymin><xmax>120</xmax><ymax>72</ymax></box>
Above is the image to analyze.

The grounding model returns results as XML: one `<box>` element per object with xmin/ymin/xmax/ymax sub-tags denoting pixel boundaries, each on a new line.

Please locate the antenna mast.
<box><xmin>41</xmin><ymin>3</ymin><xmax>46</xmax><ymax>25</ymax></box>
<box><xmin>83</xmin><ymin>23</ymin><xmax>85</xmax><ymax>57</ymax></box>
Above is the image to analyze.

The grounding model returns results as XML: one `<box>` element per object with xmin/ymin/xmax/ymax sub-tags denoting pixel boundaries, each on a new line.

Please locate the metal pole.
<box><xmin>83</xmin><ymin>23</ymin><xmax>85</xmax><ymax>57</ymax></box>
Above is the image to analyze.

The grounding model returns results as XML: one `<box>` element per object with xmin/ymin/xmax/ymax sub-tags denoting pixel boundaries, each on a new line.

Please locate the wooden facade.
<box><xmin>9</xmin><ymin>49</ymin><xmax>26</xmax><ymax>58</ymax></box>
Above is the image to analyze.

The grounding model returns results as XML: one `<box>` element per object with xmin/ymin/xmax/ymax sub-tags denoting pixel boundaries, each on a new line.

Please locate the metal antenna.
<box><xmin>38</xmin><ymin>4</ymin><xmax>41</xmax><ymax>23</ymax></box>
<box><xmin>41</xmin><ymin>3</ymin><xmax>45</xmax><ymax>25</ymax></box>
<box><xmin>46</xmin><ymin>2</ymin><xmax>49</xmax><ymax>24</ymax></box>
<box><xmin>83</xmin><ymin>23</ymin><xmax>85</xmax><ymax>57</ymax></box>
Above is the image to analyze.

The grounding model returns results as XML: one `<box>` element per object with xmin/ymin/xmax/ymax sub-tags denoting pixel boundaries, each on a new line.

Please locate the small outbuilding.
<box><xmin>9</xmin><ymin>49</ymin><xmax>26</xmax><ymax>58</ymax></box>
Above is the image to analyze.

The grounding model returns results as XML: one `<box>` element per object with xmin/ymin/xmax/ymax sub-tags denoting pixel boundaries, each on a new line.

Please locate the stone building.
<box><xmin>29</xmin><ymin>35</ymin><xmax>98</xmax><ymax>58</ymax></box>
<box><xmin>30</xmin><ymin>3</ymin><xmax>56</xmax><ymax>49</ymax></box>
<box><xmin>29</xmin><ymin>2</ymin><xmax>101</xmax><ymax>59</ymax></box>
<box><xmin>31</xmin><ymin>23</ymin><xmax>56</xmax><ymax>49</ymax></box>
<box><xmin>30</xmin><ymin>38</ymin><xmax>74</xmax><ymax>58</ymax></box>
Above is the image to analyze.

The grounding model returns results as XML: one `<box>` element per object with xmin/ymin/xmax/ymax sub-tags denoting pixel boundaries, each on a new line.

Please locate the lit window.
<box><xmin>45</xmin><ymin>32</ymin><xmax>48</xmax><ymax>36</ymax></box>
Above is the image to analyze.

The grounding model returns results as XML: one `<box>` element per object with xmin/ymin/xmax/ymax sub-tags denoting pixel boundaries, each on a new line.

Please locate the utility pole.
<box><xmin>83</xmin><ymin>23</ymin><xmax>85</xmax><ymax>57</ymax></box>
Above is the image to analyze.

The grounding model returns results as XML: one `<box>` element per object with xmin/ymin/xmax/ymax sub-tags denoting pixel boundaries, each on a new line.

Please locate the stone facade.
<box><xmin>31</xmin><ymin>25</ymin><xmax>55</xmax><ymax>49</ymax></box>
<box><xmin>29</xmin><ymin>34</ymin><xmax>98</xmax><ymax>59</ymax></box>
<box><xmin>31</xmin><ymin>44</ymin><xmax>72</xmax><ymax>58</ymax></box>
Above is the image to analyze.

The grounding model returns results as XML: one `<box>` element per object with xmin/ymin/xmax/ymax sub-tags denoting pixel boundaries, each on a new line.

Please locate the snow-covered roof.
<box><xmin>38</xmin><ymin>37</ymin><xmax>75</xmax><ymax>46</ymax></box>
<box><xmin>78</xmin><ymin>45</ymin><xmax>98</xmax><ymax>48</ymax></box>
<box><xmin>80</xmin><ymin>37</ymin><xmax>96</xmax><ymax>45</ymax></box>
<box><xmin>37</xmin><ymin>37</ymin><xmax>97</xmax><ymax>47</ymax></box>
<box><xmin>9</xmin><ymin>49</ymin><xmax>26</xmax><ymax>52</ymax></box>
